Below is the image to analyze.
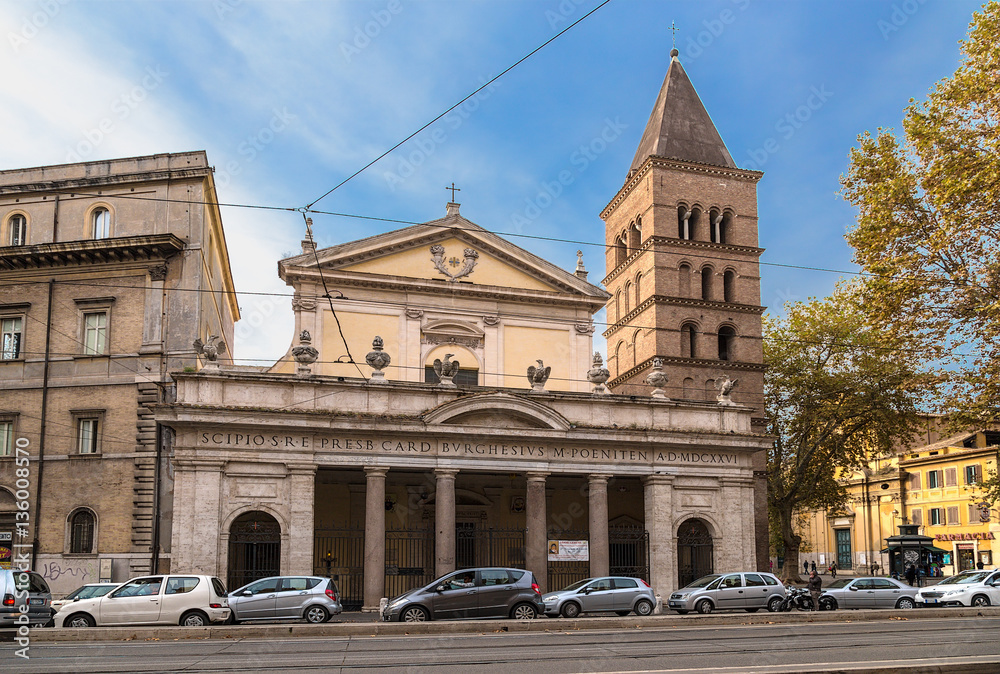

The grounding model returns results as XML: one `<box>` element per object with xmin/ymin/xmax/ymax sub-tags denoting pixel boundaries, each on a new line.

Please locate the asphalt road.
<box><xmin>3</xmin><ymin>616</ymin><xmax>1000</xmax><ymax>673</ymax></box>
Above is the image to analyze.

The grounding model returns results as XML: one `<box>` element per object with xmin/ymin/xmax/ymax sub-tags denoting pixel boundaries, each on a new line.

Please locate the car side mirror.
<box><xmin>241</xmin><ymin>590</ymin><xmax>253</xmax><ymax>596</ymax></box>
<box><xmin>435</xmin><ymin>585</ymin><xmax>446</xmax><ymax>593</ymax></box>
<box><xmin>848</xmin><ymin>586</ymin><xmax>858</xmax><ymax>591</ymax></box>
<box><xmin>582</xmin><ymin>588</ymin><xmax>592</xmax><ymax>594</ymax></box>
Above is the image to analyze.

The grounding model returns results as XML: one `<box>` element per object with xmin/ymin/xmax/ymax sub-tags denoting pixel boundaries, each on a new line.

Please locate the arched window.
<box><xmin>615</xmin><ymin>291</ymin><xmax>622</xmax><ymax>322</ymax></box>
<box><xmin>723</xmin><ymin>270</ymin><xmax>736</xmax><ymax>303</ymax></box>
<box><xmin>623</xmin><ymin>282</ymin><xmax>631</xmax><ymax>314</ymax></box>
<box><xmin>677</xmin><ymin>206</ymin><xmax>691</xmax><ymax>240</ymax></box>
<box><xmin>681</xmin><ymin>323</ymin><xmax>697</xmax><ymax>359</ymax></box>
<box><xmin>678</xmin><ymin>263</ymin><xmax>691</xmax><ymax>297</ymax></box>
<box><xmin>92</xmin><ymin>208</ymin><xmax>110</xmax><ymax>239</ymax></box>
<box><xmin>615</xmin><ymin>340</ymin><xmax>625</xmax><ymax>376</ymax></box>
<box><xmin>631</xmin><ymin>330</ymin><xmax>640</xmax><ymax>368</ymax></box>
<box><xmin>709</xmin><ymin>208</ymin><xmax>721</xmax><ymax>243</ymax></box>
<box><xmin>628</xmin><ymin>220</ymin><xmax>641</xmax><ymax>251</ymax></box>
<box><xmin>720</xmin><ymin>212</ymin><xmax>732</xmax><ymax>244</ymax></box>
<box><xmin>701</xmin><ymin>266</ymin><xmax>714</xmax><ymax>301</ymax></box>
<box><xmin>718</xmin><ymin>326</ymin><xmax>737</xmax><ymax>361</ymax></box>
<box><xmin>69</xmin><ymin>508</ymin><xmax>96</xmax><ymax>554</ymax></box>
<box><xmin>634</xmin><ymin>273</ymin><xmax>642</xmax><ymax>308</ymax></box>
<box><xmin>682</xmin><ymin>377</ymin><xmax>694</xmax><ymax>399</ymax></box>
<box><xmin>7</xmin><ymin>214</ymin><xmax>26</xmax><ymax>246</ymax></box>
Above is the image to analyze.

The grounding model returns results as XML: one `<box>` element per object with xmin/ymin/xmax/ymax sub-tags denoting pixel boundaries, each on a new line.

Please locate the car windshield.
<box><xmin>938</xmin><ymin>572</ymin><xmax>989</xmax><ymax>586</ymax></box>
<box><xmin>75</xmin><ymin>585</ymin><xmax>115</xmax><ymax>599</ymax></box>
<box><xmin>826</xmin><ymin>579</ymin><xmax>852</xmax><ymax>589</ymax></box>
<box><xmin>684</xmin><ymin>574</ymin><xmax>721</xmax><ymax>589</ymax></box>
<box><xmin>560</xmin><ymin>579</ymin><xmax>593</xmax><ymax>592</ymax></box>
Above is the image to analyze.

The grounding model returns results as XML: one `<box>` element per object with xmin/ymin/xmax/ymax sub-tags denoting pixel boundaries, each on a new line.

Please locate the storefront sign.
<box><xmin>0</xmin><ymin>532</ymin><xmax>11</xmax><ymax>570</ymax></box>
<box><xmin>548</xmin><ymin>540</ymin><xmax>589</xmax><ymax>562</ymax></box>
<box><xmin>935</xmin><ymin>532</ymin><xmax>996</xmax><ymax>541</ymax></box>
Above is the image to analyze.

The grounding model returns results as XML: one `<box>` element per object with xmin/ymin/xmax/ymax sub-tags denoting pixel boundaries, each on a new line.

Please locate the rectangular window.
<box><xmin>927</xmin><ymin>470</ymin><xmax>941</xmax><ymax>489</ymax></box>
<box><xmin>929</xmin><ymin>508</ymin><xmax>943</xmax><ymax>525</ymax></box>
<box><xmin>0</xmin><ymin>420</ymin><xmax>12</xmax><ymax>457</ymax></box>
<box><xmin>945</xmin><ymin>467</ymin><xmax>957</xmax><ymax>487</ymax></box>
<box><xmin>1</xmin><ymin>316</ymin><xmax>22</xmax><ymax>359</ymax></box>
<box><xmin>908</xmin><ymin>472</ymin><xmax>920</xmax><ymax>490</ymax></box>
<box><xmin>77</xmin><ymin>418</ymin><xmax>99</xmax><ymax>454</ymax></box>
<box><xmin>910</xmin><ymin>508</ymin><xmax>922</xmax><ymax>526</ymax></box>
<box><xmin>966</xmin><ymin>464</ymin><xmax>982</xmax><ymax>485</ymax></box>
<box><xmin>969</xmin><ymin>503</ymin><xmax>980</xmax><ymax>523</ymax></box>
<box><xmin>947</xmin><ymin>506</ymin><xmax>960</xmax><ymax>525</ymax></box>
<box><xmin>83</xmin><ymin>312</ymin><xmax>107</xmax><ymax>355</ymax></box>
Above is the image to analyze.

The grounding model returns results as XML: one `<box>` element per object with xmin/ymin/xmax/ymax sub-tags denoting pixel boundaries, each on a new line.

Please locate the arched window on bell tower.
<box><xmin>679</xmin><ymin>263</ymin><xmax>691</xmax><ymax>297</ymax></box>
<box><xmin>718</xmin><ymin>325</ymin><xmax>736</xmax><ymax>361</ymax></box>
<box><xmin>709</xmin><ymin>208</ymin><xmax>722</xmax><ymax>243</ymax></box>
<box><xmin>623</xmin><ymin>282</ymin><xmax>632</xmax><ymax>314</ymax></box>
<box><xmin>701</xmin><ymin>265</ymin><xmax>714</xmax><ymax>301</ymax></box>
<box><xmin>681</xmin><ymin>322</ymin><xmax>698</xmax><ymax>358</ymax></box>
<box><xmin>628</xmin><ymin>219</ymin><xmax>641</xmax><ymax>251</ymax></box>
<box><xmin>723</xmin><ymin>270</ymin><xmax>736</xmax><ymax>303</ymax></box>
<box><xmin>615</xmin><ymin>235</ymin><xmax>627</xmax><ymax>268</ymax></box>
<box><xmin>634</xmin><ymin>272</ymin><xmax>642</xmax><ymax>308</ymax></box>
<box><xmin>677</xmin><ymin>206</ymin><xmax>691</xmax><ymax>240</ymax></box>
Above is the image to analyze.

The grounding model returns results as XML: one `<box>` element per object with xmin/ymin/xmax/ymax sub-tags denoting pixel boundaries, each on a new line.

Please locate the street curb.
<box><xmin>22</xmin><ymin>606</ymin><xmax>1000</xmax><ymax>642</ymax></box>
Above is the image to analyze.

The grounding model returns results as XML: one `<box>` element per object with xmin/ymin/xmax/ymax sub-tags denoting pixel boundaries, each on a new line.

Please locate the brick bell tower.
<box><xmin>601</xmin><ymin>47</ymin><xmax>769</xmax><ymax>570</ymax></box>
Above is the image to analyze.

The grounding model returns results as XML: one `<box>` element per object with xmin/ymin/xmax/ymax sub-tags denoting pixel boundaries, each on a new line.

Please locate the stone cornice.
<box><xmin>0</xmin><ymin>167</ymin><xmax>211</xmax><ymax>195</ymax></box>
<box><xmin>608</xmin><ymin>355</ymin><xmax>766</xmax><ymax>390</ymax></box>
<box><xmin>601</xmin><ymin>156</ymin><xmax>763</xmax><ymax>220</ymax></box>
<box><xmin>0</xmin><ymin>234</ymin><xmax>185</xmax><ymax>270</ymax></box>
<box><xmin>603</xmin><ymin>236</ymin><xmax>764</xmax><ymax>285</ymax></box>
<box><xmin>604</xmin><ymin>296</ymin><xmax>765</xmax><ymax>339</ymax></box>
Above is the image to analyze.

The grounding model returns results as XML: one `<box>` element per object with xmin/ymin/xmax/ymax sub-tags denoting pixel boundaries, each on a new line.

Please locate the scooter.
<box><xmin>779</xmin><ymin>586</ymin><xmax>816</xmax><ymax>612</ymax></box>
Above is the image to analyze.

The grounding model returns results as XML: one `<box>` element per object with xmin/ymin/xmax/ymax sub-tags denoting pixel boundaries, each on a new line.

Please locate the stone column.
<box><xmin>288</xmin><ymin>464</ymin><xmax>317</xmax><ymax>574</ymax></box>
<box><xmin>435</xmin><ymin>468</ymin><xmax>459</xmax><ymax>577</ymax></box>
<box><xmin>588</xmin><ymin>474</ymin><xmax>611</xmax><ymax>577</ymax></box>
<box><xmin>525</xmin><ymin>472</ymin><xmax>549</xmax><ymax>593</ymax></box>
<box><xmin>643</xmin><ymin>474</ymin><xmax>675</xmax><ymax>597</ymax></box>
<box><xmin>363</xmin><ymin>466</ymin><xmax>388</xmax><ymax>611</ymax></box>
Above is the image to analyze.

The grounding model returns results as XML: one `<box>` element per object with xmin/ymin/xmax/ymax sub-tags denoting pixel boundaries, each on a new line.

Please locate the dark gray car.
<box><xmin>542</xmin><ymin>576</ymin><xmax>655</xmax><ymax>618</ymax></box>
<box><xmin>0</xmin><ymin>569</ymin><xmax>52</xmax><ymax>627</ymax></box>
<box><xmin>819</xmin><ymin>577</ymin><xmax>917</xmax><ymax>610</ymax></box>
<box><xmin>228</xmin><ymin>576</ymin><xmax>342</xmax><ymax>623</ymax></box>
<box><xmin>382</xmin><ymin>567</ymin><xmax>543</xmax><ymax>622</ymax></box>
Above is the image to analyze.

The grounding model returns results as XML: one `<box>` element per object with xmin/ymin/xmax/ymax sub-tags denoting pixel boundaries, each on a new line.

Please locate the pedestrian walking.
<box><xmin>830</xmin><ymin>561</ymin><xmax>837</xmax><ymax>579</ymax></box>
<box><xmin>905</xmin><ymin>563</ymin><xmax>916</xmax><ymax>586</ymax></box>
<box><xmin>808</xmin><ymin>570</ymin><xmax>822</xmax><ymax>610</ymax></box>
<box><xmin>803</xmin><ymin>560</ymin><xmax>809</xmax><ymax>575</ymax></box>
<box><xmin>811</xmin><ymin>561</ymin><xmax>817</xmax><ymax>574</ymax></box>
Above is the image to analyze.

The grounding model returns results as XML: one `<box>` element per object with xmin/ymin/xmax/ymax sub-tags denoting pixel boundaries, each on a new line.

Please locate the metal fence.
<box><xmin>547</xmin><ymin>527</ymin><xmax>651</xmax><ymax>591</ymax></box>
<box><xmin>385</xmin><ymin>526</ymin><xmax>435</xmax><ymax>600</ymax></box>
<box><xmin>314</xmin><ymin>527</ymin><xmax>365</xmax><ymax>611</ymax></box>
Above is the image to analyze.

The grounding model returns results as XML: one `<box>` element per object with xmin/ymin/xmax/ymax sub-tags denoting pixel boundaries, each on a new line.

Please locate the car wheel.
<box><xmin>511</xmin><ymin>603</ymin><xmax>538</xmax><ymax>620</ymax></box>
<box><xmin>745</xmin><ymin>608</ymin><xmax>759</xmax><ymax>613</ymax></box>
<box><xmin>695</xmin><ymin>599</ymin><xmax>713</xmax><ymax>615</ymax></box>
<box><xmin>634</xmin><ymin>599</ymin><xmax>654</xmax><ymax>616</ymax></box>
<box><xmin>972</xmin><ymin>594</ymin><xmax>991</xmax><ymax>607</ymax></box>
<box><xmin>819</xmin><ymin>597</ymin><xmax>837</xmax><ymax>611</ymax></box>
<box><xmin>304</xmin><ymin>605</ymin><xmax>329</xmax><ymax>624</ymax></box>
<box><xmin>401</xmin><ymin>606</ymin><xmax>428</xmax><ymax>622</ymax></box>
<box><xmin>180</xmin><ymin>610</ymin><xmax>209</xmax><ymax>627</ymax></box>
<box><xmin>767</xmin><ymin>596</ymin><xmax>783</xmax><ymax>613</ymax></box>
<box><xmin>895</xmin><ymin>597</ymin><xmax>915</xmax><ymax>610</ymax></box>
<box><xmin>616</xmin><ymin>610</ymin><xmax>630</xmax><ymax>616</ymax></box>
<box><xmin>560</xmin><ymin>602</ymin><xmax>581</xmax><ymax>619</ymax></box>
<box><xmin>65</xmin><ymin>613</ymin><xmax>95</xmax><ymax>628</ymax></box>
<box><xmin>225</xmin><ymin>613</ymin><xmax>241</xmax><ymax>625</ymax></box>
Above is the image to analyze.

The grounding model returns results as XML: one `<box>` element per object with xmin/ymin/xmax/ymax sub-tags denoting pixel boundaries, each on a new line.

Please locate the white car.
<box><xmin>55</xmin><ymin>575</ymin><xmax>230</xmax><ymax>627</ymax></box>
<box><xmin>51</xmin><ymin>582</ymin><xmax>120</xmax><ymax>613</ymax></box>
<box><xmin>915</xmin><ymin>570</ymin><xmax>1000</xmax><ymax>607</ymax></box>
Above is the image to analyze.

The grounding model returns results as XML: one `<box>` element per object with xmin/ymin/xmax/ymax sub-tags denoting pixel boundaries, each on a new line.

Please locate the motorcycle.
<box><xmin>779</xmin><ymin>586</ymin><xmax>817</xmax><ymax>612</ymax></box>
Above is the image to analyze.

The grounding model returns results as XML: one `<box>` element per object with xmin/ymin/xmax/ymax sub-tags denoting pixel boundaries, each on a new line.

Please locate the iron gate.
<box><xmin>455</xmin><ymin>526</ymin><xmax>526</xmax><ymax>569</ymax></box>
<box><xmin>547</xmin><ymin>529</ymin><xmax>589</xmax><ymax>591</ymax></box>
<box><xmin>385</xmin><ymin>526</ymin><xmax>435</xmax><ymax>600</ymax></box>
<box><xmin>677</xmin><ymin>518</ymin><xmax>714</xmax><ymax>588</ymax></box>
<box><xmin>610</xmin><ymin>526</ymin><xmax>650</xmax><ymax>581</ymax></box>
<box><xmin>314</xmin><ymin>527</ymin><xmax>365</xmax><ymax>611</ymax></box>
<box><xmin>228</xmin><ymin>511</ymin><xmax>281</xmax><ymax>591</ymax></box>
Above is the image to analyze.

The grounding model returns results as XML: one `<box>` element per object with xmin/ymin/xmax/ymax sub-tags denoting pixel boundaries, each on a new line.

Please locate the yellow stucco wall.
<box><xmin>503</xmin><ymin>325</ymin><xmax>571</xmax><ymax>390</ymax></box>
<box><xmin>320</xmin><ymin>311</ymin><xmax>401</xmax><ymax>379</ymax></box>
<box><xmin>337</xmin><ymin>237</ymin><xmax>559</xmax><ymax>292</ymax></box>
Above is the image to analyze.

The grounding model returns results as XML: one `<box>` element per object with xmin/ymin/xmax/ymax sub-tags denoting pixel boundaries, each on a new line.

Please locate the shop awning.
<box><xmin>881</xmin><ymin>543</ymin><xmax>949</xmax><ymax>554</ymax></box>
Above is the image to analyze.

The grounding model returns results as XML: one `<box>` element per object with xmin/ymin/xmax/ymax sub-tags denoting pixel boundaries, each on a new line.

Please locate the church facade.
<box><xmin>158</xmin><ymin>50</ymin><xmax>771</xmax><ymax>607</ymax></box>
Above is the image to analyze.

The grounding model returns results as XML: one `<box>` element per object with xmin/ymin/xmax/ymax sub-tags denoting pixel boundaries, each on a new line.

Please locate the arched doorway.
<box><xmin>228</xmin><ymin>511</ymin><xmax>281</xmax><ymax>590</ymax></box>
<box><xmin>677</xmin><ymin>518</ymin><xmax>714</xmax><ymax>588</ymax></box>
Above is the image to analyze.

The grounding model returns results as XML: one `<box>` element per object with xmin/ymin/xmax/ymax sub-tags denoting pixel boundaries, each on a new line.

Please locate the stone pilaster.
<box><xmin>363</xmin><ymin>466</ymin><xmax>388</xmax><ymax>611</ymax></box>
<box><xmin>643</xmin><ymin>474</ymin><xmax>675</xmax><ymax>596</ymax></box>
<box><xmin>525</xmin><ymin>472</ymin><xmax>549</xmax><ymax>593</ymax></box>
<box><xmin>288</xmin><ymin>464</ymin><xmax>317</xmax><ymax>574</ymax></box>
<box><xmin>588</xmin><ymin>474</ymin><xmax>611</xmax><ymax>577</ymax></box>
<box><xmin>435</xmin><ymin>468</ymin><xmax>459</xmax><ymax>577</ymax></box>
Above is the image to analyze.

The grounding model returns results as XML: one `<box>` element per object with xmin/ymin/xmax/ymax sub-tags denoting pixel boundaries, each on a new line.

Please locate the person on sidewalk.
<box><xmin>807</xmin><ymin>570</ymin><xmax>822</xmax><ymax>610</ymax></box>
<box><xmin>829</xmin><ymin>561</ymin><xmax>837</xmax><ymax>579</ymax></box>
<box><xmin>905</xmin><ymin>563</ymin><xmax>917</xmax><ymax>586</ymax></box>
<box><xmin>803</xmin><ymin>560</ymin><xmax>809</xmax><ymax>575</ymax></box>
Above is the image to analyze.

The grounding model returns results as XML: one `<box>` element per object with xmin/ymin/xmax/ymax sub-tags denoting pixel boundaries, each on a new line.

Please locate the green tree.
<box><xmin>766</xmin><ymin>284</ymin><xmax>933</xmax><ymax>583</ymax></box>
<box><xmin>841</xmin><ymin>3</ymin><xmax>1000</xmax><ymax>425</ymax></box>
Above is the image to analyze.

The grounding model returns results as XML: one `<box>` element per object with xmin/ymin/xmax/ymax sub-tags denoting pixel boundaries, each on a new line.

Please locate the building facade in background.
<box><xmin>0</xmin><ymin>152</ymin><xmax>239</xmax><ymax>593</ymax></box>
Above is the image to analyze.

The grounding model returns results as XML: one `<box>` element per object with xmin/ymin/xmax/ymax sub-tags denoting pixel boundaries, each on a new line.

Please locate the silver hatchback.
<box><xmin>668</xmin><ymin>572</ymin><xmax>785</xmax><ymax>614</ymax></box>
<box><xmin>543</xmin><ymin>576</ymin><xmax>655</xmax><ymax>618</ymax></box>
<box><xmin>228</xmin><ymin>576</ymin><xmax>342</xmax><ymax>624</ymax></box>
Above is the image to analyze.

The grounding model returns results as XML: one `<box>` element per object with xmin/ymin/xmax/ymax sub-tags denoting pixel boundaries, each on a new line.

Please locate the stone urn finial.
<box><xmin>587</xmin><ymin>351</ymin><xmax>610</xmax><ymax>394</ymax></box>
<box><xmin>292</xmin><ymin>329</ymin><xmax>318</xmax><ymax>375</ymax></box>
<box><xmin>432</xmin><ymin>353</ymin><xmax>460</xmax><ymax>388</ymax></box>
<box><xmin>366</xmin><ymin>336</ymin><xmax>391</xmax><ymax>384</ymax></box>
<box><xmin>527</xmin><ymin>359</ymin><xmax>551</xmax><ymax>392</ymax></box>
<box><xmin>716</xmin><ymin>375</ymin><xmax>739</xmax><ymax>406</ymax></box>
<box><xmin>645</xmin><ymin>356</ymin><xmax>669</xmax><ymax>399</ymax></box>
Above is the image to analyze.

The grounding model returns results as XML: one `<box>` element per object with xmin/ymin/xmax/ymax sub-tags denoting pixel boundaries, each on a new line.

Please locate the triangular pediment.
<box><xmin>280</xmin><ymin>210</ymin><xmax>608</xmax><ymax>300</ymax></box>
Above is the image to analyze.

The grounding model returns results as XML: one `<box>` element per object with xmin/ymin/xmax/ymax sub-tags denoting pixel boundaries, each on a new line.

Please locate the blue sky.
<box><xmin>0</xmin><ymin>0</ymin><xmax>985</xmax><ymax>363</ymax></box>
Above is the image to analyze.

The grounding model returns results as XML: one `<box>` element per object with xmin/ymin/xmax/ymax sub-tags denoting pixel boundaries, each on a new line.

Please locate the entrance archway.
<box><xmin>227</xmin><ymin>511</ymin><xmax>281</xmax><ymax>590</ymax></box>
<box><xmin>677</xmin><ymin>518</ymin><xmax>714</xmax><ymax>588</ymax></box>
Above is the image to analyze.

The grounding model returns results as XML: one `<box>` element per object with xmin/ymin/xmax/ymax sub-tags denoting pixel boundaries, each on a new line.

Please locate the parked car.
<box><xmin>382</xmin><ymin>567</ymin><xmax>543</xmax><ymax>622</ymax></box>
<box><xmin>818</xmin><ymin>577</ymin><xmax>917</xmax><ymax>610</ymax></box>
<box><xmin>54</xmin><ymin>575</ymin><xmax>230</xmax><ymax>627</ymax></box>
<box><xmin>0</xmin><ymin>569</ymin><xmax>52</xmax><ymax>627</ymax></box>
<box><xmin>915</xmin><ymin>569</ymin><xmax>1000</xmax><ymax>607</ymax></box>
<box><xmin>668</xmin><ymin>572</ymin><xmax>785</xmax><ymax>614</ymax></box>
<box><xmin>228</xmin><ymin>576</ymin><xmax>341</xmax><ymax>624</ymax></box>
<box><xmin>542</xmin><ymin>576</ymin><xmax>655</xmax><ymax>618</ymax></box>
<box><xmin>51</xmin><ymin>583</ymin><xmax>120</xmax><ymax>613</ymax></box>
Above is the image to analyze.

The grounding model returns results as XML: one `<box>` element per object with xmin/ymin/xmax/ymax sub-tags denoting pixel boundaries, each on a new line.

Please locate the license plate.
<box><xmin>925</xmin><ymin>599</ymin><xmax>937</xmax><ymax>604</ymax></box>
<box><xmin>29</xmin><ymin>598</ymin><xmax>44</xmax><ymax>606</ymax></box>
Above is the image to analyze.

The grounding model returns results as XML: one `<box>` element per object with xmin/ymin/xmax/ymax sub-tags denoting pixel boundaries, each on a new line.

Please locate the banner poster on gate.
<box><xmin>548</xmin><ymin>539</ymin><xmax>589</xmax><ymax>562</ymax></box>
<box><xmin>0</xmin><ymin>532</ymin><xmax>11</xmax><ymax>570</ymax></box>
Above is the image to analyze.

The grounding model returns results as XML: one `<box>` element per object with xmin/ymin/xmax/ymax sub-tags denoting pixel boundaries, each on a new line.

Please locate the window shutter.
<box><xmin>908</xmin><ymin>472</ymin><xmax>920</xmax><ymax>490</ymax></box>
<box><xmin>969</xmin><ymin>503</ymin><xmax>978</xmax><ymax>523</ymax></box>
<box><xmin>910</xmin><ymin>508</ymin><xmax>922</xmax><ymax>525</ymax></box>
<box><xmin>947</xmin><ymin>506</ymin><xmax>960</xmax><ymax>525</ymax></box>
<box><xmin>945</xmin><ymin>468</ymin><xmax>957</xmax><ymax>487</ymax></box>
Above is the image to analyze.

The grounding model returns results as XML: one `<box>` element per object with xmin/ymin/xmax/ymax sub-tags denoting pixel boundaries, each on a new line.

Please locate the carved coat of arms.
<box><xmin>430</xmin><ymin>245</ymin><xmax>479</xmax><ymax>282</ymax></box>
